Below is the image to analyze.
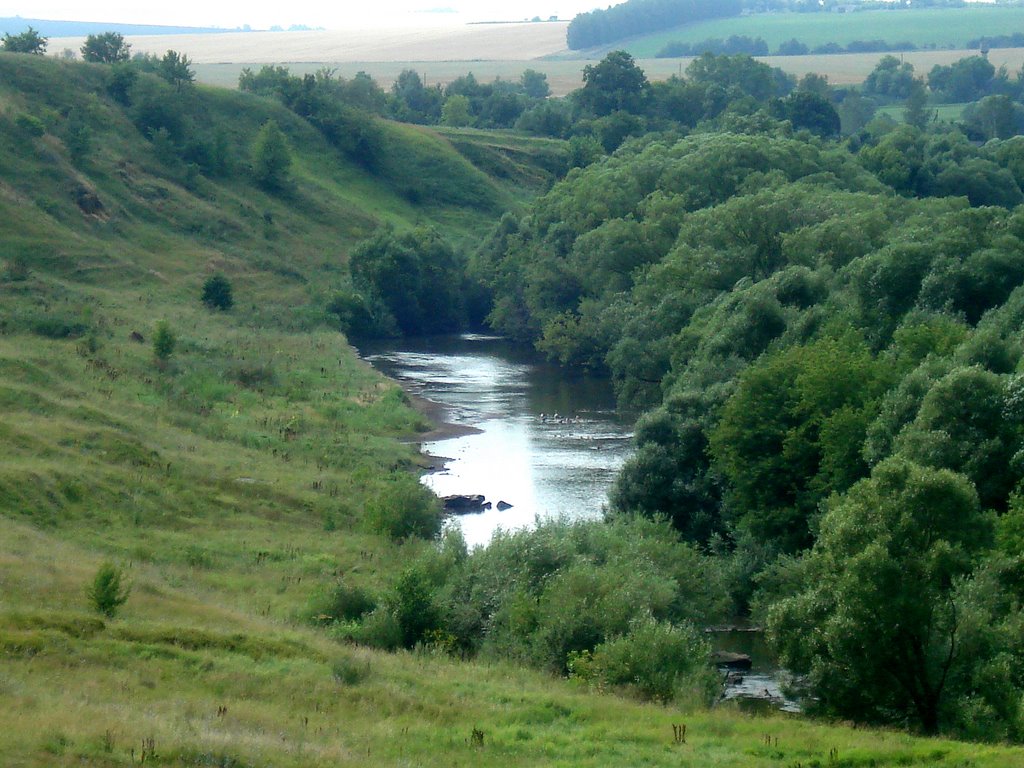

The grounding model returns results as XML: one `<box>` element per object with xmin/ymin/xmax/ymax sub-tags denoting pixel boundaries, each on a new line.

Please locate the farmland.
<box><xmin>604</xmin><ymin>6</ymin><xmax>1024</xmax><ymax>58</ymax></box>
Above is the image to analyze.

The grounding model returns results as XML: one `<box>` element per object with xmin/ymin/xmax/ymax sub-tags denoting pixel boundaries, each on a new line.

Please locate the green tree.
<box><xmin>87</xmin><ymin>562</ymin><xmax>131</xmax><ymax>617</ymax></box>
<box><xmin>769</xmin><ymin>458</ymin><xmax>992</xmax><ymax>734</ymax></box>
<box><xmin>251</xmin><ymin>120</ymin><xmax>291</xmax><ymax>192</ymax></box>
<box><xmin>158</xmin><ymin>50</ymin><xmax>194</xmax><ymax>91</ymax></box>
<box><xmin>152</xmin><ymin>320</ymin><xmax>176</xmax><ymax>363</ymax></box>
<box><xmin>579</xmin><ymin>51</ymin><xmax>650</xmax><ymax>116</ymax></box>
<box><xmin>80</xmin><ymin>32</ymin><xmax>131</xmax><ymax>63</ymax></box>
<box><xmin>520</xmin><ymin>68</ymin><xmax>551</xmax><ymax>99</ymax></box>
<box><xmin>201</xmin><ymin>274</ymin><xmax>234</xmax><ymax>311</ymax></box>
<box><xmin>904</xmin><ymin>79</ymin><xmax>933</xmax><ymax>130</ymax></box>
<box><xmin>440</xmin><ymin>94</ymin><xmax>472</xmax><ymax>127</ymax></box>
<box><xmin>2</xmin><ymin>26</ymin><xmax>47</xmax><ymax>54</ymax></box>
<box><xmin>711</xmin><ymin>334</ymin><xmax>890</xmax><ymax>553</ymax></box>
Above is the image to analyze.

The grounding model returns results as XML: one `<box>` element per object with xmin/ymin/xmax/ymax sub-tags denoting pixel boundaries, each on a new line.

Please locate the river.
<box><xmin>361</xmin><ymin>333</ymin><xmax>635</xmax><ymax>548</ymax></box>
<box><xmin>363</xmin><ymin>333</ymin><xmax>800</xmax><ymax>712</ymax></box>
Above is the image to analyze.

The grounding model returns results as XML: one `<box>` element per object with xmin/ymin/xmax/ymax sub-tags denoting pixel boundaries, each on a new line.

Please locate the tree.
<box><xmin>251</xmin><ymin>120</ymin><xmax>291</xmax><ymax>192</ymax></box>
<box><xmin>904</xmin><ymin>79</ymin><xmax>933</xmax><ymax>130</ymax></box>
<box><xmin>201</xmin><ymin>274</ymin><xmax>234</xmax><ymax>311</ymax></box>
<box><xmin>768</xmin><ymin>458</ymin><xmax>992</xmax><ymax>734</ymax></box>
<box><xmin>2</xmin><ymin>26</ymin><xmax>47</xmax><ymax>54</ymax></box>
<box><xmin>80</xmin><ymin>32</ymin><xmax>131</xmax><ymax>63</ymax></box>
<box><xmin>771</xmin><ymin>91</ymin><xmax>840</xmax><ymax>138</ymax></box>
<box><xmin>153</xmin><ymin>320</ymin><xmax>176</xmax><ymax>363</ymax></box>
<box><xmin>441</xmin><ymin>94</ymin><xmax>472</xmax><ymax>127</ymax></box>
<box><xmin>521</xmin><ymin>69</ymin><xmax>550</xmax><ymax>99</ymax></box>
<box><xmin>158</xmin><ymin>50</ymin><xmax>194</xmax><ymax>91</ymax></box>
<box><xmin>579</xmin><ymin>51</ymin><xmax>650</xmax><ymax>116</ymax></box>
<box><xmin>87</xmin><ymin>562</ymin><xmax>131</xmax><ymax>617</ymax></box>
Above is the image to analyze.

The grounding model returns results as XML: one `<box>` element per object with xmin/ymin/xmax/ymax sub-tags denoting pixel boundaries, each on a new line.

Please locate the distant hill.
<box><xmin>0</xmin><ymin>16</ymin><xmax>241</xmax><ymax>37</ymax></box>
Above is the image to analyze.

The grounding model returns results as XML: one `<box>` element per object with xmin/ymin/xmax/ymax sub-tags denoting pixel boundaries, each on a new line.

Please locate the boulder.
<box><xmin>442</xmin><ymin>494</ymin><xmax>487</xmax><ymax>513</ymax></box>
<box><xmin>496</xmin><ymin>500</ymin><xmax>513</xmax><ymax>511</ymax></box>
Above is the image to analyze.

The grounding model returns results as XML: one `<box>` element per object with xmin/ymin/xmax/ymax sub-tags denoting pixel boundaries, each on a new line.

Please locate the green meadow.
<box><xmin>614</xmin><ymin>6</ymin><xmax>1024</xmax><ymax>58</ymax></box>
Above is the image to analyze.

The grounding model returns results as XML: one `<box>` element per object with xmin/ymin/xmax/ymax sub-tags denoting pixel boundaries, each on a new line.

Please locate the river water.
<box><xmin>362</xmin><ymin>333</ymin><xmax>635</xmax><ymax>548</ymax></box>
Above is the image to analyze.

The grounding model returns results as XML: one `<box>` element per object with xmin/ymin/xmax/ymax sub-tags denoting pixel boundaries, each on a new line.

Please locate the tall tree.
<box><xmin>579</xmin><ymin>51</ymin><xmax>650</xmax><ymax>116</ymax></box>
<box><xmin>80</xmin><ymin>32</ymin><xmax>132</xmax><ymax>63</ymax></box>
<box><xmin>159</xmin><ymin>50</ymin><xmax>194</xmax><ymax>91</ymax></box>
<box><xmin>769</xmin><ymin>458</ymin><xmax>992</xmax><ymax>734</ymax></box>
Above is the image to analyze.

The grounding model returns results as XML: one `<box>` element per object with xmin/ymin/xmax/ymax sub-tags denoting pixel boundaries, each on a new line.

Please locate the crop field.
<box><xmin>45</xmin><ymin>14</ymin><xmax>1024</xmax><ymax>95</ymax></box>
<box><xmin>175</xmin><ymin>48</ymin><xmax>1024</xmax><ymax>97</ymax></box>
<box><xmin>613</xmin><ymin>6</ymin><xmax>1024</xmax><ymax>58</ymax></box>
<box><xmin>47</xmin><ymin>21</ymin><xmax>570</xmax><ymax>65</ymax></box>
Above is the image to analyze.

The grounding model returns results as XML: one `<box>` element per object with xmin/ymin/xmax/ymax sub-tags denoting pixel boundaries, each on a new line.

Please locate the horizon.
<box><xmin>0</xmin><ymin>2</ymin><xmax>601</xmax><ymax>30</ymax></box>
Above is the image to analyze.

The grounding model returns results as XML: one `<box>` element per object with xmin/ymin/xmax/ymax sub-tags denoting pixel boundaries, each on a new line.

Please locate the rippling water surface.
<box><xmin>363</xmin><ymin>334</ymin><xmax>634</xmax><ymax>547</ymax></box>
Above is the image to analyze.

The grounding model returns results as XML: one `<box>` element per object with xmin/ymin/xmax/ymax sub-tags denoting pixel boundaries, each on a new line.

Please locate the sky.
<box><xmin>0</xmin><ymin>1</ymin><xmax>604</xmax><ymax>29</ymax></box>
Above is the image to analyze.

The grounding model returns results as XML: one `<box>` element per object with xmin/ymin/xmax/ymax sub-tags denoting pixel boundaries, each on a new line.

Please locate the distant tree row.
<box><xmin>656</xmin><ymin>35</ymin><xmax>921</xmax><ymax>58</ymax></box>
<box><xmin>566</xmin><ymin>0</ymin><xmax>742</xmax><ymax>50</ymax></box>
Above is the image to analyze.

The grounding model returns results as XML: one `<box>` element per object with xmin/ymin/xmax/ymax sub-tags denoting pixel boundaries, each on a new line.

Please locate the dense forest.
<box><xmin>567</xmin><ymin>0</ymin><xmax>742</xmax><ymax>50</ymax></box>
<box><xmin>5</xmin><ymin>21</ymin><xmax>1024</xmax><ymax>763</ymax></box>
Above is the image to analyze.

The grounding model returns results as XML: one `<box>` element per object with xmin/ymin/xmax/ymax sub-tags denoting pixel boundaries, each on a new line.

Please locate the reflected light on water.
<box><xmin>363</xmin><ymin>334</ymin><xmax>634</xmax><ymax>548</ymax></box>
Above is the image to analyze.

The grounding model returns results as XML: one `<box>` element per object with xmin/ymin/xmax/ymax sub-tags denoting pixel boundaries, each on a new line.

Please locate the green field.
<box><xmin>610</xmin><ymin>6</ymin><xmax>1024</xmax><ymax>58</ymax></box>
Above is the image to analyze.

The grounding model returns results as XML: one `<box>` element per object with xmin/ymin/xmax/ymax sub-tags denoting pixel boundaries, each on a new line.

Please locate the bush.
<box><xmin>152</xmin><ymin>320</ymin><xmax>176</xmax><ymax>363</ymax></box>
<box><xmin>87</xmin><ymin>562</ymin><xmax>130</xmax><ymax>618</ymax></box>
<box><xmin>307</xmin><ymin>581</ymin><xmax>377</xmax><ymax>626</ymax></box>
<box><xmin>363</xmin><ymin>473</ymin><xmax>442</xmax><ymax>540</ymax></box>
<box><xmin>573</xmin><ymin>617</ymin><xmax>713</xmax><ymax>702</ymax></box>
<box><xmin>341</xmin><ymin>607</ymin><xmax>403</xmax><ymax>650</ymax></box>
<box><xmin>201</xmin><ymin>274</ymin><xmax>234</xmax><ymax>311</ymax></box>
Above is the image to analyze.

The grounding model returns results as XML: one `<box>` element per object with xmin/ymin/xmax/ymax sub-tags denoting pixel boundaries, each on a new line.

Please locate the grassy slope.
<box><xmin>589</xmin><ymin>7</ymin><xmax>1024</xmax><ymax>59</ymax></box>
<box><xmin>1</xmin><ymin>53</ymin><xmax>1024</xmax><ymax>767</ymax></box>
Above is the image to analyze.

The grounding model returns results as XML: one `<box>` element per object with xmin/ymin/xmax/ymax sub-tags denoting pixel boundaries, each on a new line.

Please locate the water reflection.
<box><xmin>362</xmin><ymin>334</ymin><xmax>634</xmax><ymax>547</ymax></box>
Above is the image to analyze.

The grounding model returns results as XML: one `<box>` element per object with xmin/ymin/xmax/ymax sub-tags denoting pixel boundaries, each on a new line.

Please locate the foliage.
<box><xmin>567</xmin><ymin>0</ymin><xmax>741</xmax><ymax>50</ymax></box>
<box><xmin>152</xmin><ymin>320</ymin><xmax>176</xmax><ymax>362</ymax></box>
<box><xmin>571</xmin><ymin>617</ymin><xmax>714</xmax><ymax>703</ymax></box>
<box><xmin>251</xmin><ymin>120</ymin><xmax>291</xmax><ymax>192</ymax></box>
<box><xmin>768</xmin><ymin>458</ymin><xmax>997</xmax><ymax>735</ymax></box>
<box><xmin>362</xmin><ymin>472</ymin><xmax>442</xmax><ymax>540</ymax></box>
<box><xmin>80</xmin><ymin>32</ymin><xmax>131</xmax><ymax>63</ymax></box>
<box><xmin>86</xmin><ymin>562</ymin><xmax>130</xmax><ymax>617</ymax></box>
<box><xmin>201</xmin><ymin>274</ymin><xmax>234</xmax><ymax>311</ymax></box>
<box><xmin>579</xmin><ymin>51</ymin><xmax>650</xmax><ymax>117</ymax></box>
<box><xmin>347</xmin><ymin>227</ymin><xmax>470</xmax><ymax>337</ymax></box>
<box><xmin>2</xmin><ymin>26</ymin><xmax>47</xmax><ymax>54</ymax></box>
<box><xmin>158</xmin><ymin>50</ymin><xmax>194</xmax><ymax>90</ymax></box>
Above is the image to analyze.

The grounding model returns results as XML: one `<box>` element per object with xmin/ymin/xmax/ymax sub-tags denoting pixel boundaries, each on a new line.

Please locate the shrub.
<box><xmin>342</xmin><ymin>607</ymin><xmax>403</xmax><ymax>650</ymax></box>
<box><xmin>363</xmin><ymin>473</ymin><xmax>442</xmax><ymax>540</ymax></box>
<box><xmin>201</xmin><ymin>274</ymin><xmax>234</xmax><ymax>311</ymax></box>
<box><xmin>579</xmin><ymin>617</ymin><xmax>713</xmax><ymax>702</ymax></box>
<box><xmin>87</xmin><ymin>562</ymin><xmax>130</xmax><ymax>617</ymax></box>
<box><xmin>152</xmin><ymin>320</ymin><xmax>176</xmax><ymax>362</ymax></box>
<box><xmin>307</xmin><ymin>581</ymin><xmax>377</xmax><ymax>626</ymax></box>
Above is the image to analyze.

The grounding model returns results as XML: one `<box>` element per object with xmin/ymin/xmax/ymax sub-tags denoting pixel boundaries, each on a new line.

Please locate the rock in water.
<box><xmin>442</xmin><ymin>494</ymin><xmax>487</xmax><ymax>513</ymax></box>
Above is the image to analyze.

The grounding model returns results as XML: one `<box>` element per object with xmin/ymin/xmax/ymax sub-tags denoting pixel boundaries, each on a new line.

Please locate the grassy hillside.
<box><xmin>599</xmin><ymin>7</ymin><xmax>1024</xmax><ymax>59</ymax></box>
<box><xmin>3</xmin><ymin>52</ymin><xmax>1024</xmax><ymax>767</ymax></box>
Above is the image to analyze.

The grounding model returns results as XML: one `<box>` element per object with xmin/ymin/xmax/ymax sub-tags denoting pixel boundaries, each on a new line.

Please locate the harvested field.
<box><xmin>47</xmin><ymin>21</ymin><xmax>570</xmax><ymax>64</ymax></box>
<box><xmin>182</xmin><ymin>49</ymin><xmax>1024</xmax><ymax>97</ymax></box>
<box><xmin>46</xmin><ymin>20</ymin><xmax>1024</xmax><ymax>96</ymax></box>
